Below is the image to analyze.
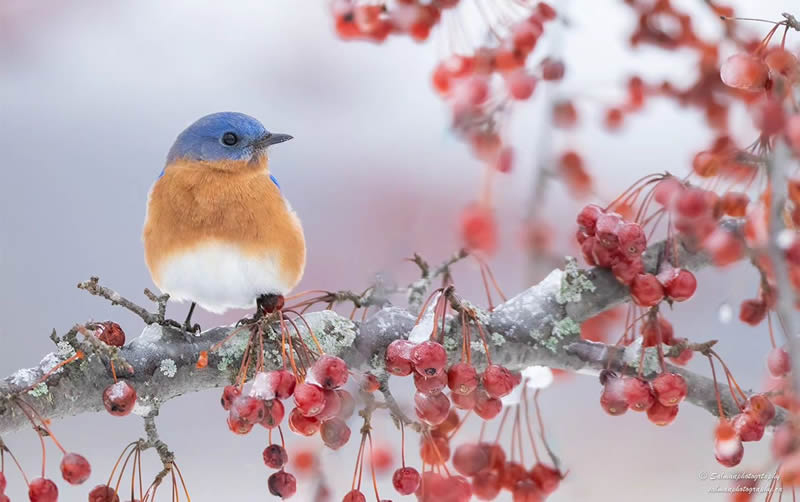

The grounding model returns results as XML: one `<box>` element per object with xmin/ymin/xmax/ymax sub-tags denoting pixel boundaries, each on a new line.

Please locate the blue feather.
<box><xmin>270</xmin><ymin>174</ymin><xmax>281</xmax><ymax>191</ymax></box>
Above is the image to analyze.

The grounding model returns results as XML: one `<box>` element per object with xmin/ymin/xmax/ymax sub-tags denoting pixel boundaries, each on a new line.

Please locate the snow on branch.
<box><xmin>0</xmin><ymin>219</ymin><xmax>782</xmax><ymax>435</ymax></box>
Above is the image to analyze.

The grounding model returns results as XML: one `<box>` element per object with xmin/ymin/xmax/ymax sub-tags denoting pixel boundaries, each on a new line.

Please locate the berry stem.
<box><xmin>367</xmin><ymin>432</ymin><xmax>381</xmax><ymax>502</ymax></box>
<box><xmin>2</xmin><ymin>442</ymin><xmax>29</xmax><ymax>486</ymax></box>
<box><xmin>284</xmin><ymin>309</ymin><xmax>325</xmax><ymax>355</ymax></box>
<box><xmin>706</xmin><ymin>355</ymin><xmax>727</xmax><ymax>419</ymax></box>
<box><xmin>522</xmin><ymin>387</ymin><xmax>542</xmax><ymax>463</ymax></box>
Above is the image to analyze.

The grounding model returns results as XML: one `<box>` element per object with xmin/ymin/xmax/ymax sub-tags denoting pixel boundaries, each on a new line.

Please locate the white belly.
<box><xmin>156</xmin><ymin>242</ymin><xmax>290</xmax><ymax>314</ymax></box>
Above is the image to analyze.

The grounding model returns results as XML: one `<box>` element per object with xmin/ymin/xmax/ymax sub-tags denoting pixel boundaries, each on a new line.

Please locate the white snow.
<box><xmin>523</xmin><ymin>366</ymin><xmax>554</xmax><ymax>389</ymax></box>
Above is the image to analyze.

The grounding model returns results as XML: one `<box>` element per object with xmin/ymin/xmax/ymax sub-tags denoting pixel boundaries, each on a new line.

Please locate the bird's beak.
<box><xmin>254</xmin><ymin>132</ymin><xmax>293</xmax><ymax>150</ymax></box>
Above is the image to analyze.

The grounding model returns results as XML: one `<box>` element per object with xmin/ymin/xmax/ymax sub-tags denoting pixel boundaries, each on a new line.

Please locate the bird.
<box><xmin>142</xmin><ymin>112</ymin><xmax>305</xmax><ymax>331</ymax></box>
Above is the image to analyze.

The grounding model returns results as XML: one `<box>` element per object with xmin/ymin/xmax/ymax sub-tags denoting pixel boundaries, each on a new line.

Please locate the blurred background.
<box><xmin>0</xmin><ymin>0</ymin><xmax>797</xmax><ymax>500</ymax></box>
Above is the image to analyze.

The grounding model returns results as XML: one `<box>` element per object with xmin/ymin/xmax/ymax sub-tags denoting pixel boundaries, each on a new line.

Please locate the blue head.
<box><xmin>165</xmin><ymin>112</ymin><xmax>292</xmax><ymax>169</ymax></box>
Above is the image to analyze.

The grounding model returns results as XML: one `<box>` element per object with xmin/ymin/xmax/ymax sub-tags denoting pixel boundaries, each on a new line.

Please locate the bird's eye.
<box><xmin>221</xmin><ymin>132</ymin><xmax>238</xmax><ymax>146</ymax></box>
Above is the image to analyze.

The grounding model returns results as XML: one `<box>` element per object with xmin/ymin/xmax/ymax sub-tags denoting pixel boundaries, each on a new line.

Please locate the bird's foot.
<box><xmin>159</xmin><ymin>318</ymin><xmax>201</xmax><ymax>339</ymax></box>
<box><xmin>256</xmin><ymin>294</ymin><xmax>285</xmax><ymax>316</ymax></box>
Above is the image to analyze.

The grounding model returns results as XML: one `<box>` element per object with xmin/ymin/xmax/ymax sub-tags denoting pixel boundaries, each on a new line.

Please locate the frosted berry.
<box><xmin>652</xmin><ymin>372</ymin><xmax>687</xmax><ymax>406</ymax></box>
<box><xmin>384</xmin><ymin>339</ymin><xmax>415</xmax><ymax>376</ymax></box>
<box><xmin>263</xmin><ymin>444</ymin><xmax>289</xmax><ymax>469</ymax></box>
<box><xmin>511</xmin><ymin>479</ymin><xmax>543</xmax><ymax>502</ymax></box>
<box><xmin>28</xmin><ymin>478</ymin><xmax>58</xmax><ymax>502</ymax></box>
<box><xmin>336</xmin><ymin>389</ymin><xmax>356</xmax><ymax>419</ymax></box>
<box><xmin>617</xmin><ymin>222</ymin><xmax>646</xmax><ymax>257</ymax></box>
<box><xmin>227</xmin><ymin>409</ymin><xmax>254</xmax><ymax>435</ymax></box>
<box><xmin>595</xmin><ymin>213</ymin><xmax>622</xmax><ymax>248</ymax></box>
<box><xmin>102</xmin><ymin>381</ymin><xmax>137</xmax><ymax>417</ymax></box>
<box><xmin>316</xmin><ymin>389</ymin><xmax>342</xmax><ymax>421</ymax></box>
<box><xmin>576</xmin><ymin>204</ymin><xmax>604</xmax><ymax>235</ymax></box>
<box><xmin>506</xmin><ymin>70</ymin><xmax>537</xmax><ymax>100</ymax></box>
<box><xmin>482</xmin><ymin>364</ymin><xmax>519</xmax><ymax>398</ymax></box>
<box><xmin>293</xmin><ymin>383</ymin><xmax>326</xmax><ymax>417</ymax></box>
<box><xmin>746</xmin><ymin>394</ymin><xmax>776</xmax><ymax>425</ymax></box>
<box><xmin>393</xmin><ymin>466</ymin><xmax>421</xmax><ymax>495</ymax></box>
<box><xmin>600</xmin><ymin>376</ymin><xmax>628</xmax><ymax>416</ymax></box>
<box><xmin>714</xmin><ymin>436</ymin><xmax>744</xmax><ymax>467</ymax></box>
<box><xmin>419</xmin><ymin>435</ymin><xmax>451</xmax><ymax>465</ymax></box>
<box><xmin>732</xmin><ymin>412</ymin><xmax>765</xmax><ymax>442</ymax></box>
<box><xmin>411</xmin><ymin>341</ymin><xmax>448</xmax><ymax>377</ymax></box>
<box><xmin>472</xmin><ymin>470</ymin><xmax>502</xmax><ymax>500</ymax></box>
<box><xmin>541</xmin><ymin>58</ymin><xmax>564</xmax><ymax>80</ymax></box>
<box><xmin>311</xmin><ymin>355</ymin><xmax>349</xmax><ymax>389</ymax></box>
<box><xmin>739</xmin><ymin>299</ymin><xmax>767</xmax><ymax>326</ymax></box>
<box><xmin>660</xmin><ymin>268</ymin><xmax>697</xmax><ymax>301</ymax></box>
<box><xmin>232</xmin><ymin>395</ymin><xmax>266</xmax><ymax>424</ymax></box>
<box><xmin>61</xmin><ymin>452</ymin><xmax>91</xmax><ymax>485</ymax></box>
<box><xmin>268</xmin><ymin>470</ymin><xmax>297</xmax><ymax>499</ymax></box>
<box><xmin>451</xmin><ymin>389</ymin><xmax>477</xmax><ymax>410</ymax></box>
<box><xmin>320</xmin><ymin>417</ymin><xmax>351</xmax><ymax>450</ymax></box>
<box><xmin>623</xmin><ymin>377</ymin><xmax>655</xmax><ymax>412</ymax></box>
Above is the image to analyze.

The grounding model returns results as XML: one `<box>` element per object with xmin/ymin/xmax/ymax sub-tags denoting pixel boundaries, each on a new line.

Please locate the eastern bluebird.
<box><xmin>143</xmin><ymin>112</ymin><xmax>305</xmax><ymax>329</ymax></box>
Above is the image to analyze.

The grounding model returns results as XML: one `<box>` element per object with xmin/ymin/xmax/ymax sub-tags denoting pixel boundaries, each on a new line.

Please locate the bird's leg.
<box><xmin>256</xmin><ymin>294</ymin><xmax>285</xmax><ymax>316</ymax></box>
<box><xmin>181</xmin><ymin>302</ymin><xmax>201</xmax><ymax>333</ymax></box>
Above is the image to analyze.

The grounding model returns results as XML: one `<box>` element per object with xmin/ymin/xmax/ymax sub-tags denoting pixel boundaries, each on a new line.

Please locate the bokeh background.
<box><xmin>1</xmin><ymin>0</ymin><xmax>798</xmax><ymax>500</ymax></box>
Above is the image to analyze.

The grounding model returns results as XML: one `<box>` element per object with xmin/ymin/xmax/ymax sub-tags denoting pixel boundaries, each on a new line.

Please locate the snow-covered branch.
<box><xmin>0</xmin><ymin>219</ymin><xmax>782</xmax><ymax>435</ymax></box>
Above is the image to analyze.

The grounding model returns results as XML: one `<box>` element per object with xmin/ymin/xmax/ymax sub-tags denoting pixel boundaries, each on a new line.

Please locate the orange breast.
<box><xmin>143</xmin><ymin>159</ymin><xmax>306</xmax><ymax>290</ymax></box>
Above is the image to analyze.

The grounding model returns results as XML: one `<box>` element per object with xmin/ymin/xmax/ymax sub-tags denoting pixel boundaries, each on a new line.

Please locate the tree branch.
<box><xmin>1</xmin><ymin>219</ymin><xmax>780</xmax><ymax>435</ymax></box>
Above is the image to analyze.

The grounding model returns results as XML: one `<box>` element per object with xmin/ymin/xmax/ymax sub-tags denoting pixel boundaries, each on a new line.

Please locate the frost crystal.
<box><xmin>159</xmin><ymin>359</ymin><xmax>177</xmax><ymax>378</ymax></box>
<box><xmin>555</xmin><ymin>256</ymin><xmax>596</xmax><ymax>305</ymax></box>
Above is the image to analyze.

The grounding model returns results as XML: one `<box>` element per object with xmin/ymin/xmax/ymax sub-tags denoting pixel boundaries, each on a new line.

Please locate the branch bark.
<box><xmin>0</xmin><ymin>219</ymin><xmax>782</xmax><ymax>435</ymax></box>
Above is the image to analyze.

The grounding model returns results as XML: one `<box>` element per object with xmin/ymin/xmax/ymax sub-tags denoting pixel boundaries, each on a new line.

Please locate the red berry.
<box><xmin>512</xmin><ymin>479</ymin><xmax>543</xmax><ymax>502</ymax></box>
<box><xmin>311</xmin><ymin>355</ymin><xmax>349</xmax><ymax>389</ymax></box>
<box><xmin>447</xmin><ymin>363</ymin><xmax>479</xmax><ymax>395</ymax></box>
<box><xmin>336</xmin><ymin>389</ymin><xmax>356</xmax><ymax>419</ymax></box>
<box><xmin>502</xmin><ymin>461</ymin><xmax>529</xmax><ymax>490</ymax></box>
<box><xmin>511</xmin><ymin>20</ymin><xmax>541</xmax><ymax>54</ymax></box>
<box><xmin>342</xmin><ymin>490</ymin><xmax>366</xmax><ymax>502</ymax></box>
<box><xmin>623</xmin><ymin>377</ymin><xmax>655</xmax><ymax>412</ymax></box>
<box><xmin>102</xmin><ymin>381</ymin><xmax>137</xmax><ymax>417</ymax></box>
<box><xmin>419</xmin><ymin>435</ymin><xmax>451</xmax><ymax>465</ymax></box>
<box><xmin>535</xmin><ymin>2</ymin><xmax>557</xmax><ymax>20</ymax></box>
<box><xmin>267</xmin><ymin>470</ymin><xmax>297</xmax><ymax>499</ymax></box>
<box><xmin>88</xmin><ymin>485</ymin><xmax>119</xmax><ymax>502</ymax></box>
<box><xmin>732</xmin><ymin>412</ymin><xmax>765</xmax><ymax>442</ymax></box>
<box><xmin>541</xmin><ymin>58</ymin><xmax>565</xmax><ymax>81</ymax></box>
<box><xmin>393</xmin><ymin>467</ymin><xmax>421</xmax><ymax>495</ymax></box>
<box><xmin>482</xmin><ymin>364</ymin><xmax>519</xmax><ymax>398</ymax></box>
<box><xmin>474</xmin><ymin>390</ymin><xmax>502</xmax><ymax>420</ymax></box>
<box><xmin>576</xmin><ymin>204</ymin><xmax>604</xmax><ymax>235</ymax></box>
<box><xmin>530</xmin><ymin>463</ymin><xmax>561</xmax><ymax>494</ymax></box>
<box><xmin>739</xmin><ymin>299</ymin><xmax>767</xmax><ymax>326</ymax></box>
<box><xmin>647</xmin><ymin>401</ymin><xmax>679</xmax><ymax>426</ymax></box>
<box><xmin>703</xmin><ymin>228</ymin><xmax>744</xmax><ymax>266</ymax></box>
<box><xmin>788</xmin><ymin>115</ymin><xmax>800</xmax><ymax>155</ymax></box>
<box><xmin>268</xmin><ymin>370</ymin><xmax>297</xmax><ymax>399</ymax></box>
<box><xmin>414</xmin><ymin>391</ymin><xmax>451</xmax><ymax>426</ymax></box>
<box><xmin>745</xmin><ymin>394</ymin><xmax>776</xmax><ymax>425</ymax></box>
<box><xmin>220</xmin><ymin>385</ymin><xmax>241</xmax><ymax>410</ymax></box>
<box><xmin>765</xmin><ymin>48</ymin><xmax>799</xmax><ymax>80</ymax></box>
<box><xmin>384</xmin><ymin>339</ymin><xmax>415</xmax><ymax>376</ymax></box>
<box><xmin>452</xmin><ymin>443</ymin><xmax>490</xmax><ymax>477</ymax></box>
<box><xmin>320</xmin><ymin>417</ymin><xmax>351</xmax><ymax>450</ymax></box>
<box><xmin>472</xmin><ymin>469</ymin><xmax>502</xmax><ymax>500</ymax></box>
<box><xmin>452</xmin><ymin>389</ymin><xmax>477</xmax><ymax>410</ymax></box>
<box><xmin>414</xmin><ymin>370</ymin><xmax>448</xmax><ymax>395</ymax></box>
<box><xmin>60</xmin><ymin>452</ymin><xmax>91</xmax><ymax>485</ymax></box>
<box><xmin>506</xmin><ymin>70</ymin><xmax>537</xmax><ymax>100</ymax></box>
<box><xmin>768</xmin><ymin>347</ymin><xmax>791</xmax><ymax>377</ymax></box>
<box><xmin>630</xmin><ymin>274</ymin><xmax>664</xmax><ymax>307</ymax></box>
<box><xmin>96</xmin><ymin>321</ymin><xmax>125</xmax><ymax>347</ymax></box>
<box><xmin>553</xmin><ymin>100</ymin><xmax>578</xmax><ymax>128</ymax></box>
<box><xmin>227</xmin><ymin>409</ymin><xmax>254</xmax><ymax>435</ymax></box>
<box><xmin>652</xmin><ymin>372</ymin><xmax>687</xmax><ymax>406</ymax></box>
<box><xmin>293</xmin><ymin>383</ymin><xmax>326</xmax><ymax>417</ymax></box>
<box><xmin>263</xmin><ymin>444</ymin><xmax>289</xmax><ymax>469</ymax></box>
<box><xmin>316</xmin><ymin>389</ymin><xmax>342</xmax><ymax>421</ymax></box>
<box><xmin>28</xmin><ymin>478</ymin><xmax>58</xmax><ymax>502</ymax></box>
<box><xmin>260</xmin><ymin>399</ymin><xmax>285</xmax><ymax>429</ymax></box>
<box><xmin>232</xmin><ymin>395</ymin><xmax>266</xmax><ymax>424</ymax></box>
<box><xmin>611</xmin><ymin>257</ymin><xmax>644</xmax><ymax>285</ymax></box>
<box><xmin>617</xmin><ymin>223</ymin><xmax>646</xmax><ymax>257</ymax></box>
<box><xmin>720</xmin><ymin>53</ymin><xmax>769</xmax><ymax>91</ymax></box>
<box><xmin>595</xmin><ymin>213</ymin><xmax>622</xmax><ymax>249</ymax></box>
<box><xmin>0</xmin><ymin>471</ymin><xmax>5</xmax><ymax>493</ymax></box>
<box><xmin>411</xmin><ymin>341</ymin><xmax>448</xmax><ymax>377</ymax></box>
<box><xmin>641</xmin><ymin>315</ymin><xmax>674</xmax><ymax>346</ymax></box>
<box><xmin>675</xmin><ymin>188</ymin><xmax>710</xmax><ymax>219</ymax></box>
<box><xmin>288</xmin><ymin>407</ymin><xmax>320</xmax><ymax>436</ymax></box>
<box><xmin>660</xmin><ymin>268</ymin><xmax>697</xmax><ymax>301</ymax></box>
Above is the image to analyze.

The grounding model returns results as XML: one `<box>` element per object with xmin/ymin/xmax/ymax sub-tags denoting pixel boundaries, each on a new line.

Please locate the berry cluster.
<box><xmin>714</xmin><ymin>394</ymin><xmax>776</xmax><ymax>467</ymax></box>
<box><xmin>599</xmin><ymin>370</ymin><xmax>688</xmax><ymax>426</ymax></box>
<box><xmin>576</xmin><ymin>200</ymin><xmax>698</xmax><ymax>307</ymax></box>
